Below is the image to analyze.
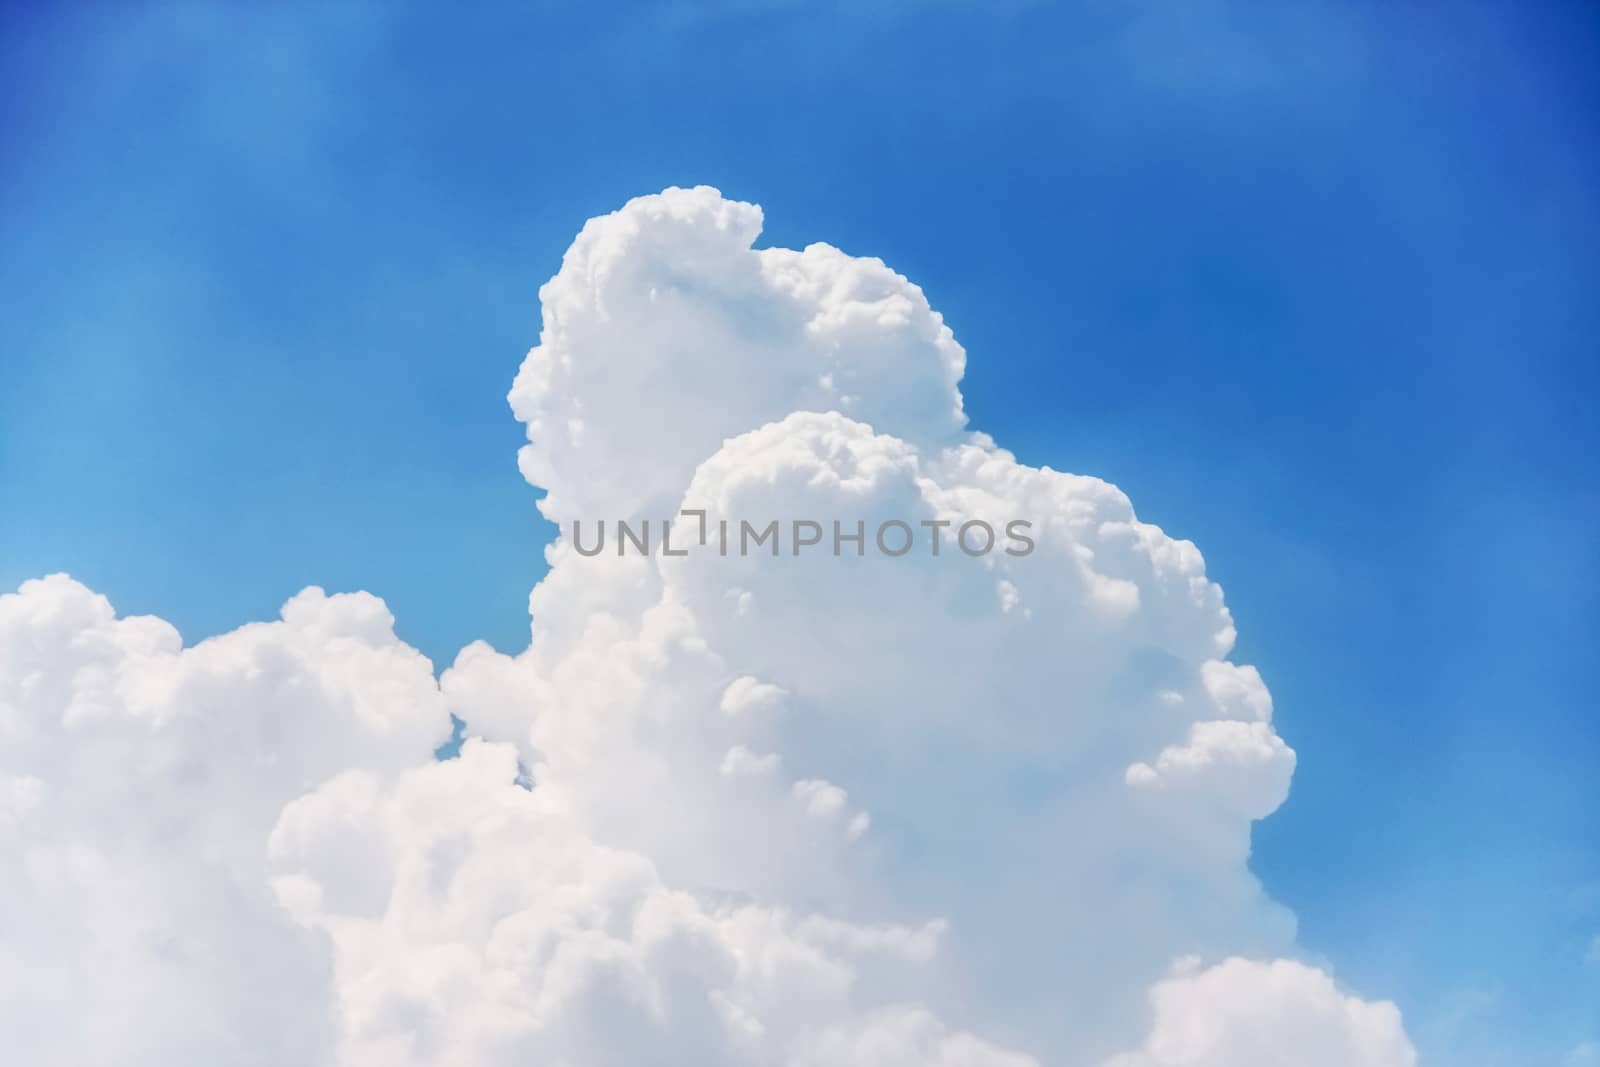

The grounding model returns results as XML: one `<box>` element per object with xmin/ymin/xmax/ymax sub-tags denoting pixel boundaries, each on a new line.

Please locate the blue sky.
<box><xmin>2</xmin><ymin>2</ymin><xmax>1596</xmax><ymax>1062</ymax></box>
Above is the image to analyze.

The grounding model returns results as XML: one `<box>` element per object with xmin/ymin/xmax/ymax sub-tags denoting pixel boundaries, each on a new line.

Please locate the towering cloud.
<box><xmin>0</xmin><ymin>187</ymin><xmax>1414</xmax><ymax>1066</ymax></box>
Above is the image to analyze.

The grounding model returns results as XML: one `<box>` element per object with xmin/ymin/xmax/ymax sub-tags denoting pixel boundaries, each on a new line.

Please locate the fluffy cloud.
<box><xmin>1104</xmin><ymin>957</ymin><xmax>1416</xmax><ymax>1067</ymax></box>
<box><xmin>0</xmin><ymin>577</ymin><xmax>447</xmax><ymax>1066</ymax></box>
<box><xmin>267</xmin><ymin>740</ymin><xmax>1028</xmax><ymax>1067</ymax></box>
<box><xmin>0</xmin><ymin>187</ymin><xmax>1414</xmax><ymax>1066</ymax></box>
<box><xmin>509</xmin><ymin>186</ymin><xmax>968</xmax><ymax>525</ymax></box>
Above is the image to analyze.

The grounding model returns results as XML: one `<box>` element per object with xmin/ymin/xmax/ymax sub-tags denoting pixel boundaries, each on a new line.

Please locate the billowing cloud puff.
<box><xmin>0</xmin><ymin>187</ymin><xmax>1415</xmax><ymax>1066</ymax></box>
<box><xmin>0</xmin><ymin>576</ymin><xmax>447</xmax><ymax>1066</ymax></box>
<box><xmin>1104</xmin><ymin>957</ymin><xmax>1416</xmax><ymax>1067</ymax></box>
<box><xmin>510</xmin><ymin>186</ymin><xmax>968</xmax><ymax>524</ymax></box>
<box><xmin>268</xmin><ymin>740</ymin><xmax>1029</xmax><ymax>1067</ymax></box>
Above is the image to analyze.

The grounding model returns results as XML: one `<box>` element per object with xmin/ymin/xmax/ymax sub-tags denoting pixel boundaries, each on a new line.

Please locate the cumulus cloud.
<box><xmin>510</xmin><ymin>186</ymin><xmax>968</xmax><ymax>525</ymax></box>
<box><xmin>1104</xmin><ymin>957</ymin><xmax>1416</xmax><ymax>1067</ymax></box>
<box><xmin>267</xmin><ymin>740</ymin><xmax>1025</xmax><ymax>1067</ymax></box>
<box><xmin>0</xmin><ymin>577</ymin><xmax>447</xmax><ymax>1066</ymax></box>
<box><xmin>0</xmin><ymin>186</ymin><xmax>1414</xmax><ymax>1065</ymax></box>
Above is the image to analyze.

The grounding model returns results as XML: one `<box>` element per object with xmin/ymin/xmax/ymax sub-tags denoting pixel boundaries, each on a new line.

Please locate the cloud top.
<box><xmin>511</xmin><ymin>186</ymin><xmax>968</xmax><ymax>523</ymax></box>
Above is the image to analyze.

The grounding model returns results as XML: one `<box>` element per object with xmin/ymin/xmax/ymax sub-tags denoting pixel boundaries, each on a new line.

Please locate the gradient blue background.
<box><xmin>2</xmin><ymin>3</ymin><xmax>1596</xmax><ymax>1062</ymax></box>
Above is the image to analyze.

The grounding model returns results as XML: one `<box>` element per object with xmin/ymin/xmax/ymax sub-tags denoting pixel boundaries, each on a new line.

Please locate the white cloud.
<box><xmin>0</xmin><ymin>576</ymin><xmax>447</xmax><ymax>1066</ymax></box>
<box><xmin>0</xmin><ymin>187</ymin><xmax>1414</xmax><ymax>1066</ymax></box>
<box><xmin>1125</xmin><ymin>719</ymin><xmax>1296</xmax><ymax>820</ymax></box>
<box><xmin>268</xmin><ymin>740</ymin><xmax>1027</xmax><ymax>1067</ymax></box>
<box><xmin>1104</xmin><ymin>957</ymin><xmax>1416</xmax><ymax>1067</ymax></box>
<box><xmin>509</xmin><ymin>186</ymin><xmax>968</xmax><ymax>526</ymax></box>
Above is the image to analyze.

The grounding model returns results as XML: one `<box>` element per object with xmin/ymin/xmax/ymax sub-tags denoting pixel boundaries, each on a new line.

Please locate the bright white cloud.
<box><xmin>0</xmin><ymin>576</ymin><xmax>447</xmax><ymax>1066</ymax></box>
<box><xmin>0</xmin><ymin>187</ymin><xmax>1415</xmax><ymax>1066</ymax></box>
<box><xmin>509</xmin><ymin>186</ymin><xmax>968</xmax><ymax>525</ymax></box>
<box><xmin>1104</xmin><ymin>957</ymin><xmax>1415</xmax><ymax>1067</ymax></box>
<box><xmin>268</xmin><ymin>739</ymin><xmax>1027</xmax><ymax>1067</ymax></box>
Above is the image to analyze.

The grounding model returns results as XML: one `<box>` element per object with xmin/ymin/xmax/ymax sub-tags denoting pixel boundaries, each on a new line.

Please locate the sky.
<box><xmin>2</xmin><ymin>2</ymin><xmax>1597</xmax><ymax>1064</ymax></box>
